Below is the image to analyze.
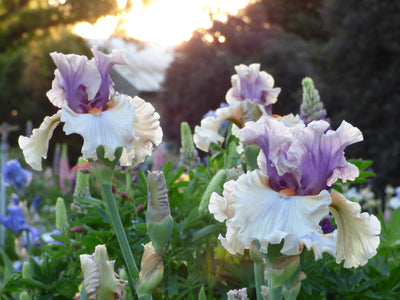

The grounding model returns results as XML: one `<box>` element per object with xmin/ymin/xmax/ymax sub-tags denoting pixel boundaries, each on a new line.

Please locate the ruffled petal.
<box><xmin>240</xmin><ymin>117</ymin><xmax>362</xmax><ymax>195</ymax></box>
<box><xmin>61</xmin><ymin>94</ymin><xmax>136</xmax><ymax>161</ymax></box>
<box><xmin>211</xmin><ymin>170</ymin><xmax>331</xmax><ymax>255</ymax></box>
<box><xmin>209</xmin><ymin>180</ymin><xmax>236</xmax><ymax>222</ymax></box>
<box><xmin>194</xmin><ymin>102</ymin><xmax>243</xmax><ymax>152</ymax></box>
<box><xmin>47</xmin><ymin>52</ymin><xmax>101</xmax><ymax>112</ymax></box>
<box><xmin>301</xmin><ymin>231</ymin><xmax>337</xmax><ymax>260</ymax></box>
<box><xmin>226</xmin><ymin>63</ymin><xmax>281</xmax><ymax>107</ymax></box>
<box><xmin>329</xmin><ymin>191</ymin><xmax>381</xmax><ymax>268</ymax></box>
<box><xmin>90</xmin><ymin>48</ymin><xmax>129</xmax><ymax>109</ymax></box>
<box><xmin>119</xmin><ymin>96</ymin><xmax>162</xmax><ymax>165</ymax></box>
<box><xmin>18</xmin><ymin>111</ymin><xmax>62</xmax><ymax>171</ymax></box>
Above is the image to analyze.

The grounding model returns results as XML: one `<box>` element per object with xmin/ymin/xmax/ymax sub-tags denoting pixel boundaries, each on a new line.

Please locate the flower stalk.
<box><xmin>89</xmin><ymin>147</ymin><xmax>139</xmax><ymax>286</ymax></box>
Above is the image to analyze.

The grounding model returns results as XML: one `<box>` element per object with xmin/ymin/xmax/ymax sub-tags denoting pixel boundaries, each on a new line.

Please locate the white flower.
<box><xmin>18</xmin><ymin>48</ymin><xmax>162</xmax><ymax>170</ymax></box>
<box><xmin>209</xmin><ymin>170</ymin><xmax>331</xmax><ymax>256</ymax></box>
<box><xmin>80</xmin><ymin>245</ymin><xmax>127</xmax><ymax>300</ymax></box>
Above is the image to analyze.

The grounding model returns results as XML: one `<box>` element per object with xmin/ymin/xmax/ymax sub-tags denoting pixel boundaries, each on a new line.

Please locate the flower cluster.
<box><xmin>203</xmin><ymin>64</ymin><xmax>380</xmax><ymax>269</ymax></box>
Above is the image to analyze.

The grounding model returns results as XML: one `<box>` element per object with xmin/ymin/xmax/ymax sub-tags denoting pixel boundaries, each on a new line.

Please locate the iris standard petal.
<box><xmin>47</xmin><ymin>52</ymin><xmax>101</xmax><ymax>112</ymax></box>
<box><xmin>61</xmin><ymin>94</ymin><xmax>136</xmax><ymax>161</ymax></box>
<box><xmin>226</xmin><ymin>63</ymin><xmax>281</xmax><ymax>107</ymax></box>
<box><xmin>18</xmin><ymin>111</ymin><xmax>62</xmax><ymax>171</ymax></box>
<box><xmin>119</xmin><ymin>96</ymin><xmax>163</xmax><ymax>165</ymax></box>
<box><xmin>240</xmin><ymin>117</ymin><xmax>362</xmax><ymax>195</ymax></box>
<box><xmin>329</xmin><ymin>191</ymin><xmax>381</xmax><ymax>268</ymax></box>
<box><xmin>90</xmin><ymin>48</ymin><xmax>129</xmax><ymax>110</ymax></box>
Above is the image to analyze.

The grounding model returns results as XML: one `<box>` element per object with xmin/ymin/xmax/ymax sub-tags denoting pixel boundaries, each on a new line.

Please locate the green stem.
<box><xmin>267</xmin><ymin>272</ymin><xmax>283</xmax><ymax>300</ymax></box>
<box><xmin>254</xmin><ymin>260</ymin><xmax>265</xmax><ymax>300</ymax></box>
<box><xmin>138</xmin><ymin>294</ymin><xmax>153</xmax><ymax>300</ymax></box>
<box><xmin>99</xmin><ymin>183</ymin><xmax>139</xmax><ymax>283</ymax></box>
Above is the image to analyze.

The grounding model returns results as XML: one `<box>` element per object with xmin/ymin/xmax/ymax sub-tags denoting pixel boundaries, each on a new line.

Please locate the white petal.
<box><xmin>119</xmin><ymin>96</ymin><xmax>162</xmax><ymax>165</ymax></box>
<box><xmin>80</xmin><ymin>254</ymin><xmax>100</xmax><ymax>300</ymax></box>
<box><xmin>18</xmin><ymin>111</ymin><xmax>62</xmax><ymax>171</ymax></box>
<box><xmin>209</xmin><ymin>180</ymin><xmax>236</xmax><ymax>222</ymax></box>
<box><xmin>214</xmin><ymin>170</ymin><xmax>331</xmax><ymax>255</ymax></box>
<box><xmin>329</xmin><ymin>191</ymin><xmax>381</xmax><ymax>268</ymax></box>
<box><xmin>194</xmin><ymin>102</ymin><xmax>242</xmax><ymax>152</ymax></box>
<box><xmin>301</xmin><ymin>231</ymin><xmax>337</xmax><ymax>260</ymax></box>
<box><xmin>61</xmin><ymin>94</ymin><xmax>136</xmax><ymax>161</ymax></box>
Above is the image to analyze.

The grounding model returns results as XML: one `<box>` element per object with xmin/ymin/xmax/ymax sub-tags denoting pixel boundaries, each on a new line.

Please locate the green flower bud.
<box><xmin>55</xmin><ymin>197</ymin><xmax>69</xmax><ymax>234</ymax></box>
<box><xmin>300</xmin><ymin>77</ymin><xmax>328</xmax><ymax>124</ymax></box>
<box><xmin>136</xmin><ymin>242</ymin><xmax>164</xmax><ymax>298</ymax></box>
<box><xmin>80</xmin><ymin>244</ymin><xmax>127</xmax><ymax>300</ymax></box>
<box><xmin>74</xmin><ymin>157</ymin><xmax>91</xmax><ymax>198</ymax></box>
<box><xmin>180</xmin><ymin>122</ymin><xmax>200</xmax><ymax>171</ymax></box>
<box><xmin>22</xmin><ymin>261</ymin><xmax>32</xmax><ymax>280</ymax></box>
<box><xmin>119</xmin><ymin>269</ymin><xmax>133</xmax><ymax>300</ymax></box>
<box><xmin>146</xmin><ymin>171</ymin><xmax>173</xmax><ymax>252</ymax></box>
<box><xmin>19</xmin><ymin>291</ymin><xmax>30</xmax><ymax>300</ymax></box>
<box><xmin>199</xmin><ymin>170</ymin><xmax>227</xmax><ymax>214</ymax></box>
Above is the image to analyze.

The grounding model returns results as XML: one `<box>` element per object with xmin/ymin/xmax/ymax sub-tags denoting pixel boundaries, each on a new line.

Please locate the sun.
<box><xmin>73</xmin><ymin>0</ymin><xmax>250</xmax><ymax>46</ymax></box>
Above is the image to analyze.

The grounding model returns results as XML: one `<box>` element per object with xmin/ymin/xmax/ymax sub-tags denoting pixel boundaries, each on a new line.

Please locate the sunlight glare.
<box><xmin>73</xmin><ymin>16</ymin><xmax>119</xmax><ymax>40</ymax></box>
<box><xmin>73</xmin><ymin>0</ymin><xmax>250</xmax><ymax>46</ymax></box>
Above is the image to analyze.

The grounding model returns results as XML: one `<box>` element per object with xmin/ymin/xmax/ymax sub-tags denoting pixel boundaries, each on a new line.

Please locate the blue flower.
<box><xmin>2</xmin><ymin>159</ymin><xmax>32</xmax><ymax>194</ymax></box>
<box><xmin>0</xmin><ymin>202</ymin><xmax>39</xmax><ymax>241</ymax></box>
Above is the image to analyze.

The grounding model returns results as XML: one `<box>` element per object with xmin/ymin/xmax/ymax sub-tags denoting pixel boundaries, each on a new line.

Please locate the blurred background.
<box><xmin>1</xmin><ymin>0</ymin><xmax>399</xmax><ymax>196</ymax></box>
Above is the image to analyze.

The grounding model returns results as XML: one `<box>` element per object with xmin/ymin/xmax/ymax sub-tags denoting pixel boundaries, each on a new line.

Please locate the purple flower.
<box><xmin>0</xmin><ymin>203</ymin><xmax>39</xmax><ymax>240</ymax></box>
<box><xmin>2</xmin><ymin>159</ymin><xmax>32</xmax><ymax>194</ymax></box>
<box><xmin>241</xmin><ymin>117</ymin><xmax>363</xmax><ymax>196</ymax></box>
<box><xmin>300</xmin><ymin>77</ymin><xmax>329</xmax><ymax>124</ymax></box>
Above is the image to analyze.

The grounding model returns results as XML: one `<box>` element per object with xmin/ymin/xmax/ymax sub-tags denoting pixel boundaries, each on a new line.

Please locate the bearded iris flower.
<box><xmin>2</xmin><ymin>159</ymin><xmax>32</xmax><ymax>194</ymax></box>
<box><xmin>194</xmin><ymin>64</ymin><xmax>281</xmax><ymax>152</ymax></box>
<box><xmin>209</xmin><ymin>116</ymin><xmax>380</xmax><ymax>268</ymax></box>
<box><xmin>18</xmin><ymin>48</ymin><xmax>162</xmax><ymax>171</ymax></box>
<box><xmin>0</xmin><ymin>200</ymin><xmax>40</xmax><ymax>246</ymax></box>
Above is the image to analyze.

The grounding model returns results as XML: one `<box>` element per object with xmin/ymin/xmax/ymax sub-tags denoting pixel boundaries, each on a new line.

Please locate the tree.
<box><xmin>318</xmin><ymin>0</ymin><xmax>400</xmax><ymax>189</ymax></box>
<box><xmin>158</xmin><ymin>2</ymin><xmax>314</xmax><ymax>143</ymax></box>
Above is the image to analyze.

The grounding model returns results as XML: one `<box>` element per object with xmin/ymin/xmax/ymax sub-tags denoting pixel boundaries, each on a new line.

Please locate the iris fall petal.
<box><xmin>329</xmin><ymin>191</ymin><xmax>380</xmax><ymax>268</ymax></box>
<box><xmin>18</xmin><ymin>111</ymin><xmax>62</xmax><ymax>171</ymax></box>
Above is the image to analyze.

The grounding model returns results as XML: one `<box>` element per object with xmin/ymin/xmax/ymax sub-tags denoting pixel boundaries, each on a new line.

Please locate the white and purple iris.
<box><xmin>209</xmin><ymin>117</ymin><xmax>381</xmax><ymax>268</ymax></box>
<box><xmin>194</xmin><ymin>64</ymin><xmax>282</xmax><ymax>152</ymax></box>
<box><xmin>19</xmin><ymin>48</ymin><xmax>162</xmax><ymax>171</ymax></box>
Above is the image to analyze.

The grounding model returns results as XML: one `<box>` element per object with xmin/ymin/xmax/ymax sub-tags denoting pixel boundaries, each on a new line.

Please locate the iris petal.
<box><xmin>329</xmin><ymin>191</ymin><xmax>381</xmax><ymax>268</ymax></box>
<box><xmin>194</xmin><ymin>102</ymin><xmax>242</xmax><ymax>152</ymax></box>
<box><xmin>18</xmin><ymin>111</ymin><xmax>62</xmax><ymax>171</ymax></box>
<box><xmin>61</xmin><ymin>94</ymin><xmax>136</xmax><ymax>161</ymax></box>
<box><xmin>209</xmin><ymin>170</ymin><xmax>331</xmax><ymax>255</ymax></box>
<box><xmin>119</xmin><ymin>96</ymin><xmax>163</xmax><ymax>165</ymax></box>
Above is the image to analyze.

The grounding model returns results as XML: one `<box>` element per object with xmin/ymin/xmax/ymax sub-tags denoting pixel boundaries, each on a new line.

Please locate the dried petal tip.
<box><xmin>136</xmin><ymin>242</ymin><xmax>164</xmax><ymax>297</ymax></box>
<box><xmin>80</xmin><ymin>245</ymin><xmax>127</xmax><ymax>300</ymax></box>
